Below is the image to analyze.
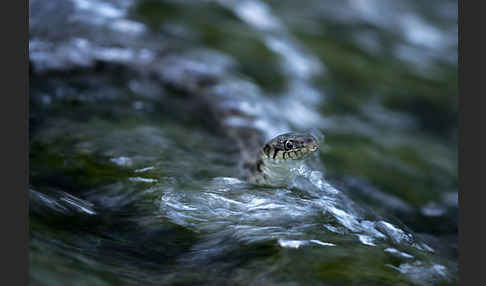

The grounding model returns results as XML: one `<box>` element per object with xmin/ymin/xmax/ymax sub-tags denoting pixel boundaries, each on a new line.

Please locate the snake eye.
<box><xmin>284</xmin><ymin>140</ymin><xmax>293</xmax><ymax>150</ymax></box>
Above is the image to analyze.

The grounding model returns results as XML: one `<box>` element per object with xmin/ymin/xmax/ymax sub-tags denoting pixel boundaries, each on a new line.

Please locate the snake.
<box><xmin>30</xmin><ymin>40</ymin><xmax>320</xmax><ymax>187</ymax></box>
<box><xmin>152</xmin><ymin>63</ymin><xmax>322</xmax><ymax>187</ymax></box>
<box><xmin>243</xmin><ymin>132</ymin><xmax>320</xmax><ymax>187</ymax></box>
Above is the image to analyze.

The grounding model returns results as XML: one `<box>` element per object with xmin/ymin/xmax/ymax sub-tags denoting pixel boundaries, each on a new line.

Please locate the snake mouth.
<box><xmin>304</xmin><ymin>137</ymin><xmax>319</xmax><ymax>153</ymax></box>
<box><xmin>308</xmin><ymin>145</ymin><xmax>318</xmax><ymax>153</ymax></box>
<box><xmin>260</xmin><ymin>132</ymin><xmax>320</xmax><ymax>162</ymax></box>
<box><xmin>280</xmin><ymin>140</ymin><xmax>319</xmax><ymax>161</ymax></box>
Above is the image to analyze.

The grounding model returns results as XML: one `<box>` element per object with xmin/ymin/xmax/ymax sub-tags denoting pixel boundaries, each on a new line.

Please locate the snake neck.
<box><xmin>246</xmin><ymin>151</ymin><xmax>306</xmax><ymax>186</ymax></box>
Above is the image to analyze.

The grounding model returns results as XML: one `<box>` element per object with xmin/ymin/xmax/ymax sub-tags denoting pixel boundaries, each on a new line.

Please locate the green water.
<box><xmin>30</xmin><ymin>0</ymin><xmax>457</xmax><ymax>285</ymax></box>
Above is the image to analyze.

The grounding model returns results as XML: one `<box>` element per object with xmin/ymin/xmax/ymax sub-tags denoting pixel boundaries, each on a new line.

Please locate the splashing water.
<box><xmin>29</xmin><ymin>0</ymin><xmax>457</xmax><ymax>285</ymax></box>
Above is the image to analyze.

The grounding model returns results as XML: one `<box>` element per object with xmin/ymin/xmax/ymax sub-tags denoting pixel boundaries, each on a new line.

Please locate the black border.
<box><xmin>459</xmin><ymin>0</ymin><xmax>485</xmax><ymax>285</ymax></box>
<box><xmin>2</xmin><ymin>0</ymin><xmax>29</xmax><ymax>285</ymax></box>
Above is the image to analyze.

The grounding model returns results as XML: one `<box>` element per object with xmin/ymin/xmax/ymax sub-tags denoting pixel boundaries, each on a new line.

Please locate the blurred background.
<box><xmin>30</xmin><ymin>0</ymin><xmax>457</xmax><ymax>285</ymax></box>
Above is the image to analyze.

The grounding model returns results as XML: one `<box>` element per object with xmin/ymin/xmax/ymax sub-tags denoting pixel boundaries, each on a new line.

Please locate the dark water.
<box><xmin>29</xmin><ymin>0</ymin><xmax>457</xmax><ymax>285</ymax></box>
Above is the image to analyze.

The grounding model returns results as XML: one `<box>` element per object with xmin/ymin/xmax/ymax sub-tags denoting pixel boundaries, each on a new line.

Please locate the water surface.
<box><xmin>30</xmin><ymin>0</ymin><xmax>458</xmax><ymax>285</ymax></box>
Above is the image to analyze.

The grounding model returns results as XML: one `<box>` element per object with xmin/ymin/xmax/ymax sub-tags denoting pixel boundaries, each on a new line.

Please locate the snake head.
<box><xmin>262</xmin><ymin>132</ymin><xmax>319</xmax><ymax>161</ymax></box>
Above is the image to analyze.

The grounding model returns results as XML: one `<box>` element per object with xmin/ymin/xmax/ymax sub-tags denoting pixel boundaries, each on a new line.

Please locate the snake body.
<box><xmin>244</xmin><ymin>132</ymin><xmax>319</xmax><ymax>186</ymax></box>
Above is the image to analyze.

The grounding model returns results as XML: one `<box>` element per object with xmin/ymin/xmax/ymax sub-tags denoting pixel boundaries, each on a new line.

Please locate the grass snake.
<box><xmin>243</xmin><ymin>132</ymin><xmax>319</xmax><ymax>187</ymax></box>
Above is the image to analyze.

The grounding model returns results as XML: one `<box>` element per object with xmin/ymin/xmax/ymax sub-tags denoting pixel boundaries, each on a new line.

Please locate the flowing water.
<box><xmin>29</xmin><ymin>0</ymin><xmax>458</xmax><ymax>285</ymax></box>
